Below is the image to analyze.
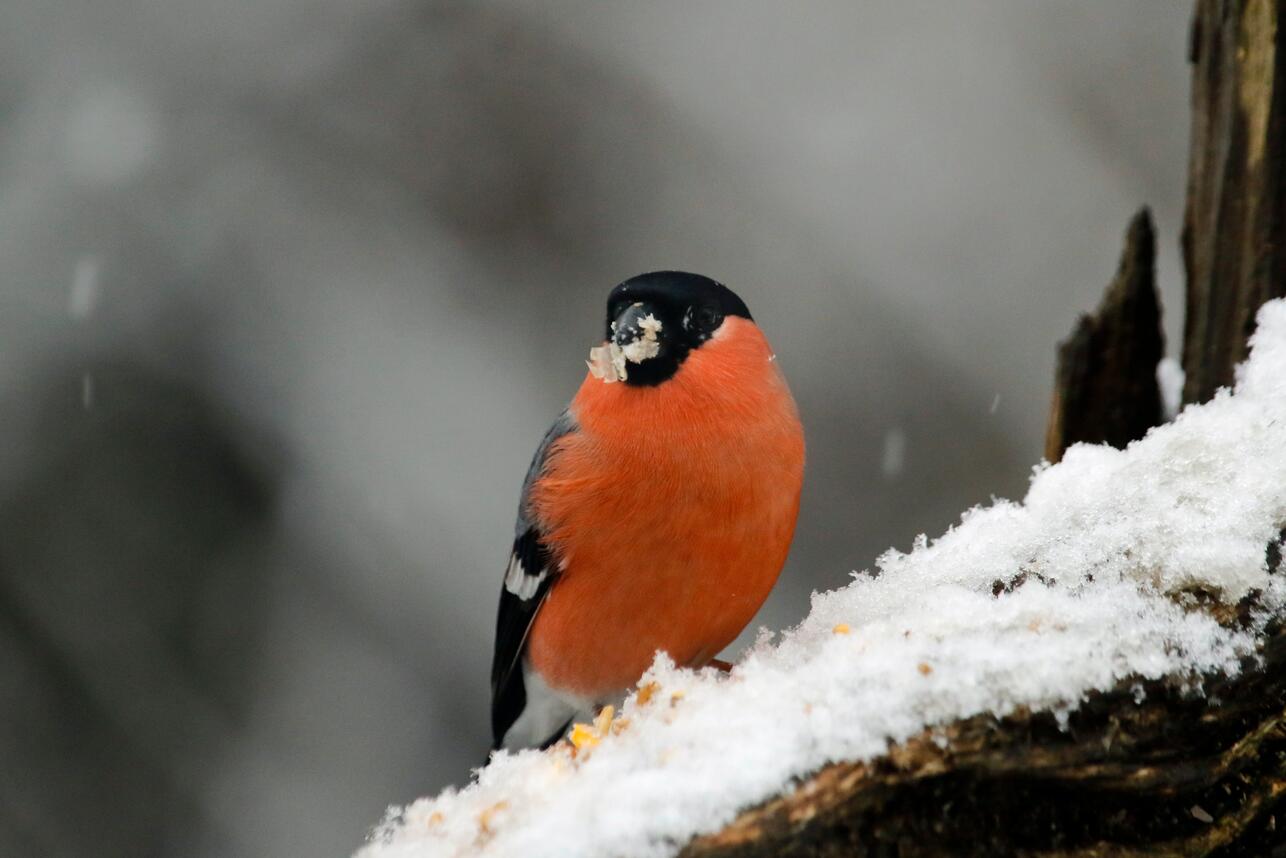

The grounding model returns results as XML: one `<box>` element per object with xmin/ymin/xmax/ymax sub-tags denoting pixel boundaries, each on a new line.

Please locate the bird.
<box><xmin>490</xmin><ymin>271</ymin><xmax>805</xmax><ymax>751</ymax></box>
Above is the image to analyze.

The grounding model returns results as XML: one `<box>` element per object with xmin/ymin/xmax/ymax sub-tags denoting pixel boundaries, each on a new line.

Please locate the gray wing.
<box><xmin>490</xmin><ymin>409</ymin><xmax>577</xmax><ymax>748</ymax></box>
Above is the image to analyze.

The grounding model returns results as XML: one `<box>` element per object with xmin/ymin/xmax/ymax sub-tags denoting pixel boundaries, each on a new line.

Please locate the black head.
<box><xmin>599</xmin><ymin>271</ymin><xmax>752</xmax><ymax>387</ymax></box>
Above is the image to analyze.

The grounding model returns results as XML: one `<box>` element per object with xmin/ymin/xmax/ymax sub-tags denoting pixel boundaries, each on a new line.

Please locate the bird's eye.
<box><xmin>685</xmin><ymin>305</ymin><xmax>722</xmax><ymax>336</ymax></box>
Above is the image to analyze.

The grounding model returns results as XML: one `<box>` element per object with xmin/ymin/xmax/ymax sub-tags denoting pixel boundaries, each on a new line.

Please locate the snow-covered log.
<box><xmin>684</xmin><ymin>616</ymin><xmax>1286</xmax><ymax>857</ymax></box>
<box><xmin>358</xmin><ymin>299</ymin><xmax>1286</xmax><ymax>856</ymax></box>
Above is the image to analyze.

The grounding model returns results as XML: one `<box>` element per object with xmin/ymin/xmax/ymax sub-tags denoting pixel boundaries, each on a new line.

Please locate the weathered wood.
<box><xmin>1182</xmin><ymin>0</ymin><xmax>1286</xmax><ymax>405</ymax></box>
<box><xmin>1045</xmin><ymin>208</ymin><xmax>1164</xmax><ymax>464</ymax></box>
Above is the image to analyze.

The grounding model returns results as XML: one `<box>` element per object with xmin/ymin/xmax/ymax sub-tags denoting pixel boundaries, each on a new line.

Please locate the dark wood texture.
<box><xmin>1182</xmin><ymin>0</ymin><xmax>1286</xmax><ymax>405</ymax></box>
<box><xmin>1045</xmin><ymin>208</ymin><xmax>1165</xmax><ymax>464</ymax></box>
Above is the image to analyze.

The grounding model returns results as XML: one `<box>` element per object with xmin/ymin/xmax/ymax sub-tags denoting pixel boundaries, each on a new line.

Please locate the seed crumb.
<box><xmin>478</xmin><ymin>801</ymin><xmax>509</xmax><ymax>836</ymax></box>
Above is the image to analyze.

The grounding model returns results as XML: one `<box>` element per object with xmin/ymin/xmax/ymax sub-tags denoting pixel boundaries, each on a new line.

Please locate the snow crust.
<box><xmin>361</xmin><ymin>300</ymin><xmax>1286</xmax><ymax>858</ymax></box>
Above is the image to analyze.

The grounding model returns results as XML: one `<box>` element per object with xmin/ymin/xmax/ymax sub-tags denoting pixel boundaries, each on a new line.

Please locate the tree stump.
<box><xmin>1044</xmin><ymin>208</ymin><xmax>1164</xmax><ymax>464</ymax></box>
<box><xmin>1182</xmin><ymin>0</ymin><xmax>1286</xmax><ymax>406</ymax></box>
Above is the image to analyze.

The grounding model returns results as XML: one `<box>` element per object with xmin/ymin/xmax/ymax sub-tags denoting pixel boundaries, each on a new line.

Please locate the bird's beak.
<box><xmin>612</xmin><ymin>302</ymin><xmax>666</xmax><ymax>356</ymax></box>
<box><xmin>587</xmin><ymin>302</ymin><xmax>668</xmax><ymax>383</ymax></box>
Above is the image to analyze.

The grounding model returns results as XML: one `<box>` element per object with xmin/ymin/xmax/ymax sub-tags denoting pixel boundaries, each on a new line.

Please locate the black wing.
<box><xmin>490</xmin><ymin>410</ymin><xmax>576</xmax><ymax>748</ymax></box>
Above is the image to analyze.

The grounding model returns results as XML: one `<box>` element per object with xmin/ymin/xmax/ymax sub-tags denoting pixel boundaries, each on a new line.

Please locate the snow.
<box><xmin>1157</xmin><ymin>357</ymin><xmax>1185</xmax><ymax>419</ymax></box>
<box><xmin>360</xmin><ymin>300</ymin><xmax>1286</xmax><ymax>858</ymax></box>
<box><xmin>68</xmin><ymin>256</ymin><xmax>100</xmax><ymax>320</ymax></box>
<box><xmin>880</xmin><ymin>428</ymin><xmax>905</xmax><ymax>479</ymax></box>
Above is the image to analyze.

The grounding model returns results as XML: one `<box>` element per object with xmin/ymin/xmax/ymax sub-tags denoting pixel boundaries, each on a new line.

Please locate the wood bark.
<box><xmin>1182</xmin><ymin>0</ymin><xmax>1286</xmax><ymax>405</ymax></box>
<box><xmin>680</xmin><ymin>2</ymin><xmax>1286</xmax><ymax>854</ymax></box>
<box><xmin>1045</xmin><ymin>208</ymin><xmax>1165</xmax><ymax>464</ymax></box>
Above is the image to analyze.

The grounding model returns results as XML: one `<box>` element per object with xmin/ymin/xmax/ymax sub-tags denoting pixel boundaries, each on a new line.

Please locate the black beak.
<box><xmin>612</xmin><ymin>302</ymin><xmax>666</xmax><ymax>353</ymax></box>
<box><xmin>603</xmin><ymin>300</ymin><xmax>686</xmax><ymax>386</ymax></box>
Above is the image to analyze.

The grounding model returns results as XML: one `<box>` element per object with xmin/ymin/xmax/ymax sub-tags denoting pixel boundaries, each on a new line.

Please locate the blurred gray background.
<box><xmin>0</xmin><ymin>2</ymin><xmax>1191</xmax><ymax>856</ymax></box>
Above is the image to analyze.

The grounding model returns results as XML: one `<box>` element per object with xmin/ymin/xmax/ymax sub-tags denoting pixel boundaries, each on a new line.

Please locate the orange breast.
<box><xmin>526</xmin><ymin>317</ymin><xmax>805</xmax><ymax>699</ymax></box>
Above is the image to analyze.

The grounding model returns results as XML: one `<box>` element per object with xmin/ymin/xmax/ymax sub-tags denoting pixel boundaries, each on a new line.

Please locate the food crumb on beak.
<box><xmin>586</xmin><ymin>344</ymin><xmax>621</xmax><ymax>382</ymax></box>
<box><xmin>586</xmin><ymin>308</ymin><xmax>663</xmax><ymax>383</ymax></box>
<box><xmin>636</xmin><ymin>313</ymin><xmax>663</xmax><ymax>338</ymax></box>
<box><xmin>620</xmin><ymin>313</ymin><xmax>662</xmax><ymax>364</ymax></box>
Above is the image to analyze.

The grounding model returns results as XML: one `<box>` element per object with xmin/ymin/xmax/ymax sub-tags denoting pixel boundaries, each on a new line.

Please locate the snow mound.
<box><xmin>360</xmin><ymin>300</ymin><xmax>1286</xmax><ymax>858</ymax></box>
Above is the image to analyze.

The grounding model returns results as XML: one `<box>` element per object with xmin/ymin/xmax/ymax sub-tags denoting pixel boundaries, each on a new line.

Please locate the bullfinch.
<box><xmin>490</xmin><ymin>271</ymin><xmax>805</xmax><ymax>750</ymax></box>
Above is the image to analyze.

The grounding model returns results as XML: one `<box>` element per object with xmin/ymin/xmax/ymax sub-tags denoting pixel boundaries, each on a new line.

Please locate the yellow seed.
<box><xmin>593</xmin><ymin>705</ymin><xmax>615</xmax><ymax>734</ymax></box>
<box><xmin>569</xmin><ymin>722</ymin><xmax>600</xmax><ymax>751</ymax></box>
<box><xmin>917</xmin><ymin>662</ymin><xmax>933</xmax><ymax>676</ymax></box>
<box><xmin>427</xmin><ymin>811</ymin><xmax>444</xmax><ymax>828</ymax></box>
<box><xmin>833</xmin><ymin>623</ymin><xmax>851</xmax><ymax>634</ymax></box>
<box><xmin>636</xmin><ymin>681</ymin><xmax>660</xmax><ymax>705</ymax></box>
<box><xmin>478</xmin><ymin>801</ymin><xmax>508</xmax><ymax>835</ymax></box>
